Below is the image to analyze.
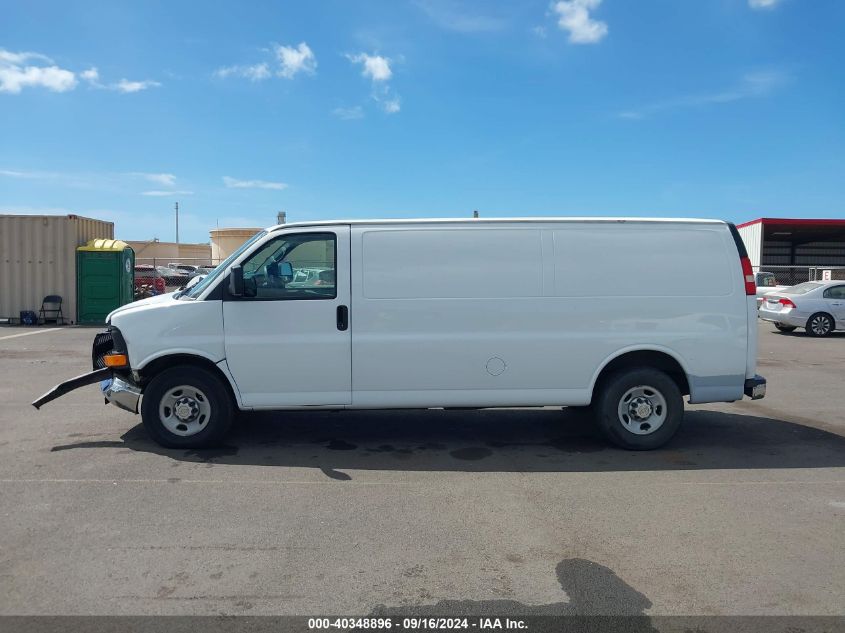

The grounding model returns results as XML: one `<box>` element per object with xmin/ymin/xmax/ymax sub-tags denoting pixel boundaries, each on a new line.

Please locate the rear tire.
<box><xmin>806</xmin><ymin>313</ymin><xmax>834</xmax><ymax>337</ymax></box>
<box><xmin>141</xmin><ymin>366</ymin><xmax>234</xmax><ymax>448</ymax></box>
<box><xmin>774</xmin><ymin>323</ymin><xmax>797</xmax><ymax>333</ymax></box>
<box><xmin>594</xmin><ymin>368</ymin><xmax>683</xmax><ymax>450</ymax></box>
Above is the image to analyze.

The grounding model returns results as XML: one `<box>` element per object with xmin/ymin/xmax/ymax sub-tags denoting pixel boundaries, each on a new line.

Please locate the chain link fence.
<box><xmin>134</xmin><ymin>257</ymin><xmax>221</xmax><ymax>299</ymax></box>
<box><xmin>753</xmin><ymin>265</ymin><xmax>845</xmax><ymax>287</ymax></box>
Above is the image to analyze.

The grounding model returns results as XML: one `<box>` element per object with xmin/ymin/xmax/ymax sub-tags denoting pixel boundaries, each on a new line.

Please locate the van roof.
<box><xmin>266</xmin><ymin>217</ymin><xmax>728</xmax><ymax>232</ymax></box>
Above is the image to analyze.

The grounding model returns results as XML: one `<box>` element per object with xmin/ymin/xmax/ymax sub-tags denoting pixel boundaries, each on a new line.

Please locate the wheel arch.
<box><xmin>137</xmin><ymin>353</ymin><xmax>242</xmax><ymax>408</ymax></box>
<box><xmin>806</xmin><ymin>311</ymin><xmax>836</xmax><ymax>334</ymax></box>
<box><xmin>589</xmin><ymin>347</ymin><xmax>691</xmax><ymax>403</ymax></box>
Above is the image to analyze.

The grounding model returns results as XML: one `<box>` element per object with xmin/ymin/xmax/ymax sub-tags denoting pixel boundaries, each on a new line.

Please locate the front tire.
<box><xmin>141</xmin><ymin>366</ymin><xmax>234</xmax><ymax>448</ymax></box>
<box><xmin>774</xmin><ymin>323</ymin><xmax>797</xmax><ymax>333</ymax></box>
<box><xmin>806</xmin><ymin>313</ymin><xmax>834</xmax><ymax>337</ymax></box>
<box><xmin>594</xmin><ymin>368</ymin><xmax>683</xmax><ymax>450</ymax></box>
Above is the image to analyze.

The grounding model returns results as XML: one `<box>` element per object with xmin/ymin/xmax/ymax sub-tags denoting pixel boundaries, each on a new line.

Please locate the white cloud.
<box><xmin>0</xmin><ymin>168</ymin><xmax>49</xmax><ymax>178</ymax></box>
<box><xmin>0</xmin><ymin>50</ymin><xmax>53</xmax><ymax>65</ymax></box>
<box><xmin>142</xmin><ymin>190</ymin><xmax>193</xmax><ymax>196</ymax></box>
<box><xmin>347</xmin><ymin>52</ymin><xmax>402</xmax><ymax>114</ymax></box>
<box><xmin>0</xmin><ymin>48</ymin><xmax>77</xmax><ymax>94</ymax></box>
<box><xmin>619</xmin><ymin>70</ymin><xmax>789</xmax><ymax>119</ymax></box>
<box><xmin>80</xmin><ymin>67</ymin><xmax>99</xmax><ymax>84</ymax></box>
<box><xmin>114</xmin><ymin>78</ymin><xmax>160</xmax><ymax>93</ymax></box>
<box><xmin>275</xmin><ymin>42</ymin><xmax>317</xmax><ymax>79</ymax></box>
<box><xmin>0</xmin><ymin>49</ymin><xmax>156</xmax><ymax>95</ymax></box>
<box><xmin>552</xmin><ymin>0</ymin><xmax>608</xmax><ymax>44</ymax></box>
<box><xmin>80</xmin><ymin>66</ymin><xmax>160</xmax><ymax>92</ymax></box>
<box><xmin>347</xmin><ymin>53</ymin><xmax>393</xmax><ymax>81</ymax></box>
<box><xmin>332</xmin><ymin>106</ymin><xmax>365</xmax><ymax>120</ymax></box>
<box><xmin>223</xmin><ymin>176</ymin><xmax>288</xmax><ymax>190</ymax></box>
<box><xmin>413</xmin><ymin>0</ymin><xmax>506</xmax><ymax>33</ymax></box>
<box><xmin>380</xmin><ymin>95</ymin><xmax>401</xmax><ymax>114</ymax></box>
<box><xmin>216</xmin><ymin>43</ymin><xmax>316</xmax><ymax>82</ymax></box>
<box><xmin>133</xmin><ymin>172</ymin><xmax>176</xmax><ymax>187</ymax></box>
<box><xmin>214</xmin><ymin>63</ymin><xmax>271</xmax><ymax>81</ymax></box>
<box><xmin>749</xmin><ymin>0</ymin><xmax>781</xmax><ymax>8</ymax></box>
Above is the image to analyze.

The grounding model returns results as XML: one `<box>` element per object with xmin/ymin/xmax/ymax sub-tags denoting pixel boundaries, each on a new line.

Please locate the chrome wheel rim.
<box><xmin>810</xmin><ymin>316</ymin><xmax>831</xmax><ymax>336</ymax></box>
<box><xmin>159</xmin><ymin>385</ymin><xmax>211</xmax><ymax>437</ymax></box>
<box><xmin>617</xmin><ymin>385</ymin><xmax>667</xmax><ymax>435</ymax></box>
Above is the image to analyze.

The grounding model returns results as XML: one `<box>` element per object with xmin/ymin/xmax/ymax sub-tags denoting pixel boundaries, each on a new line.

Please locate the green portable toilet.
<box><xmin>76</xmin><ymin>239</ymin><xmax>135</xmax><ymax>325</ymax></box>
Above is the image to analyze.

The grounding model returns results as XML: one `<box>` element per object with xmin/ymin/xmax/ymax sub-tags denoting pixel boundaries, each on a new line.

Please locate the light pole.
<box><xmin>175</xmin><ymin>201</ymin><xmax>179</xmax><ymax>247</ymax></box>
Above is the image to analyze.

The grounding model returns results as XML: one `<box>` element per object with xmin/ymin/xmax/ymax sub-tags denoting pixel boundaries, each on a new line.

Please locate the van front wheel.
<box><xmin>141</xmin><ymin>366</ymin><xmax>234</xmax><ymax>448</ymax></box>
<box><xmin>594</xmin><ymin>368</ymin><xmax>683</xmax><ymax>450</ymax></box>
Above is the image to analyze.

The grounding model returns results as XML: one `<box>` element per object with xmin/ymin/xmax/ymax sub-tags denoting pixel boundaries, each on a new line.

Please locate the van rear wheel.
<box><xmin>141</xmin><ymin>366</ymin><xmax>234</xmax><ymax>448</ymax></box>
<box><xmin>594</xmin><ymin>368</ymin><xmax>683</xmax><ymax>450</ymax></box>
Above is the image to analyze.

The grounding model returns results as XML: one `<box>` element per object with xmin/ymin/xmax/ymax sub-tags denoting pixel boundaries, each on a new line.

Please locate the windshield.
<box><xmin>782</xmin><ymin>282</ymin><xmax>821</xmax><ymax>295</ymax></box>
<box><xmin>180</xmin><ymin>230</ymin><xmax>267</xmax><ymax>299</ymax></box>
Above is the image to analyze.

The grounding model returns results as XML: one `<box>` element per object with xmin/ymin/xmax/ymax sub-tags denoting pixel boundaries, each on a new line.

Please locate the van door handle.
<box><xmin>336</xmin><ymin>305</ymin><xmax>349</xmax><ymax>331</ymax></box>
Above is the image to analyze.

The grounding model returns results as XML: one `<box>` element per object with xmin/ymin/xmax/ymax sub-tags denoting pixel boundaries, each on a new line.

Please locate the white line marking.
<box><xmin>0</xmin><ymin>328</ymin><xmax>63</xmax><ymax>341</ymax></box>
<box><xmin>0</xmin><ymin>478</ymin><xmax>409</xmax><ymax>485</ymax></box>
<box><xmin>0</xmin><ymin>478</ymin><xmax>842</xmax><ymax>486</ymax></box>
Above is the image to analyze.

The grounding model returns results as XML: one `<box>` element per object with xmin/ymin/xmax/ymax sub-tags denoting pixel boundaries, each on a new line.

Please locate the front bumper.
<box><xmin>32</xmin><ymin>327</ymin><xmax>142</xmax><ymax>413</ymax></box>
<box><xmin>100</xmin><ymin>375</ymin><xmax>142</xmax><ymax>413</ymax></box>
<box><xmin>744</xmin><ymin>375</ymin><xmax>767</xmax><ymax>400</ymax></box>
<box><xmin>32</xmin><ymin>367</ymin><xmax>112</xmax><ymax>409</ymax></box>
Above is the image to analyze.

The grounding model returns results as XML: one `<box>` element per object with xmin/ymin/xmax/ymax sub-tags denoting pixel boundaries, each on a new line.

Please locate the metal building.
<box><xmin>737</xmin><ymin>218</ymin><xmax>845</xmax><ymax>283</ymax></box>
<box><xmin>0</xmin><ymin>214</ymin><xmax>114</xmax><ymax>324</ymax></box>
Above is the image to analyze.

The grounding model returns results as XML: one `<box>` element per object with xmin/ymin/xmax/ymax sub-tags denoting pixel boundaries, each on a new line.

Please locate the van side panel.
<box><xmin>351</xmin><ymin>227</ymin><xmax>578</xmax><ymax>407</ymax></box>
<box><xmin>350</xmin><ymin>222</ymin><xmax>747</xmax><ymax>408</ymax></box>
<box><xmin>549</xmin><ymin>225</ymin><xmax>746</xmax><ymax>403</ymax></box>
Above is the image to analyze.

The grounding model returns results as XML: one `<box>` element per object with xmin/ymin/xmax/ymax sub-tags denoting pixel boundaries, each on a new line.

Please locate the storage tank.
<box><xmin>210</xmin><ymin>228</ymin><xmax>262</xmax><ymax>262</ymax></box>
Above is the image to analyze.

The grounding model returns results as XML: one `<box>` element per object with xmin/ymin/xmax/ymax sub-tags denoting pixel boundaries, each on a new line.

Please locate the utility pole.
<box><xmin>175</xmin><ymin>201</ymin><xmax>180</xmax><ymax>246</ymax></box>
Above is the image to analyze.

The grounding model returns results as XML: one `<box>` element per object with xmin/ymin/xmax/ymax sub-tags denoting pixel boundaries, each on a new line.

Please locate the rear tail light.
<box><xmin>779</xmin><ymin>298</ymin><xmax>796</xmax><ymax>308</ymax></box>
<box><xmin>740</xmin><ymin>256</ymin><xmax>756</xmax><ymax>295</ymax></box>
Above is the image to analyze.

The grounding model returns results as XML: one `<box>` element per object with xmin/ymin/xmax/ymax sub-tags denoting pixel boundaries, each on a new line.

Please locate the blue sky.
<box><xmin>1</xmin><ymin>0</ymin><xmax>843</xmax><ymax>243</ymax></box>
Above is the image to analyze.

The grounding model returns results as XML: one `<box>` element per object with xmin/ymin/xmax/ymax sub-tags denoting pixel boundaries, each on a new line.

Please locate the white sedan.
<box><xmin>758</xmin><ymin>281</ymin><xmax>845</xmax><ymax>337</ymax></box>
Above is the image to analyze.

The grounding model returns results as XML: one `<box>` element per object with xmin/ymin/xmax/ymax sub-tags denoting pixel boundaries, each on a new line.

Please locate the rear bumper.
<box><xmin>758</xmin><ymin>307</ymin><xmax>804</xmax><ymax>327</ymax></box>
<box><xmin>744</xmin><ymin>375</ymin><xmax>767</xmax><ymax>400</ymax></box>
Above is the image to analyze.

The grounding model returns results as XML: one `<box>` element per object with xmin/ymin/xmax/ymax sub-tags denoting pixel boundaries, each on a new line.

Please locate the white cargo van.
<box><xmin>34</xmin><ymin>218</ymin><xmax>766</xmax><ymax>450</ymax></box>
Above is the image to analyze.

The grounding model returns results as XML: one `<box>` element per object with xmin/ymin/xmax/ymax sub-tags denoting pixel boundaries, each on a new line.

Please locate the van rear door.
<box><xmin>222</xmin><ymin>227</ymin><xmax>351</xmax><ymax>408</ymax></box>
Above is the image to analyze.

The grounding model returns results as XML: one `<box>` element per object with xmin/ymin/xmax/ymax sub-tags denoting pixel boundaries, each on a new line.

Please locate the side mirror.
<box><xmin>279</xmin><ymin>261</ymin><xmax>294</xmax><ymax>281</ymax></box>
<box><xmin>229</xmin><ymin>265</ymin><xmax>244</xmax><ymax>297</ymax></box>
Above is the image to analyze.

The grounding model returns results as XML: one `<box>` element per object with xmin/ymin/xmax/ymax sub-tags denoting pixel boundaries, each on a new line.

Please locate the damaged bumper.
<box><xmin>100</xmin><ymin>375</ymin><xmax>142</xmax><ymax>413</ymax></box>
<box><xmin>31</xmin><ymin>327</ymin><xmax>142</xmax><ymax>413</ymax></box>
<box><xmin>32</xmin><ymin>368</ymin><xmax>113</xmax><ymax>409</ymax></box>
<box><xmin>32</xmin><ymin>369</ymin><xmax>142</xmax><ymax>412</ymax></box>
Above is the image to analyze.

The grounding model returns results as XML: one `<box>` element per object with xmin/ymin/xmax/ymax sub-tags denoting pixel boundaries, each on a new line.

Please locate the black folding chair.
<box><xmin>38</xmin><ymin>295</ymin><xmax>64</xmax><ymax>325</ymax></box>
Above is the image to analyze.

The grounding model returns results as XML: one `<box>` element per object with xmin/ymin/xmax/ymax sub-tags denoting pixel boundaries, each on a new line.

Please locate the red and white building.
<box><xmin>737</xmin><ymin>218</ymin><xmax>845</xmax><ymax>269</ymax></box>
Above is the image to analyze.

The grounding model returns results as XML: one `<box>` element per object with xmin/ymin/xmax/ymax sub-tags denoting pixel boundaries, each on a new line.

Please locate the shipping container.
<box><xmin>0</xmin><ymin>214</ymin><xmax>114</xmax><ymax>324</ymax></box>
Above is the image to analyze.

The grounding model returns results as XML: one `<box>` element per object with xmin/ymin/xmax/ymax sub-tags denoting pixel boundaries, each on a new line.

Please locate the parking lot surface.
<box><xmin>0</xmin><ymin>323</ymin><xmax>843</xmax><ymax>616</ymax></box>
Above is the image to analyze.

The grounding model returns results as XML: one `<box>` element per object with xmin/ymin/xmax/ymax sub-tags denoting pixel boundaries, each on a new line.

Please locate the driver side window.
<box><xmin>240</xmin><ymin>233</ymin><xmax>337</xmax><ymax>300</ymax></box>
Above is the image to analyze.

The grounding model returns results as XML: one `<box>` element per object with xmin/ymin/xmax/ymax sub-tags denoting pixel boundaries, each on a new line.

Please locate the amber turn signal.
<box><xmin>102</xmin><ymin>353</ymin><xmax>128</xmax><ymax>368</ymax></box>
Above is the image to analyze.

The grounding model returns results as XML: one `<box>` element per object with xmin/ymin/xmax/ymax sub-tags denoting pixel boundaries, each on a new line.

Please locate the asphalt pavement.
<box><xmin>0</xmin><ymin>323</ymin><xmax>843</xmax><ymax>616</ymax></box>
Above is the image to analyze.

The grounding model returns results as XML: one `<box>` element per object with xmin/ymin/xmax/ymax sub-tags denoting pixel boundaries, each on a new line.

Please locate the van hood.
<box><xmin>106</xmin><ymin>292</ymin><xmax>178</xmax><ymax>322</ymax></box>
